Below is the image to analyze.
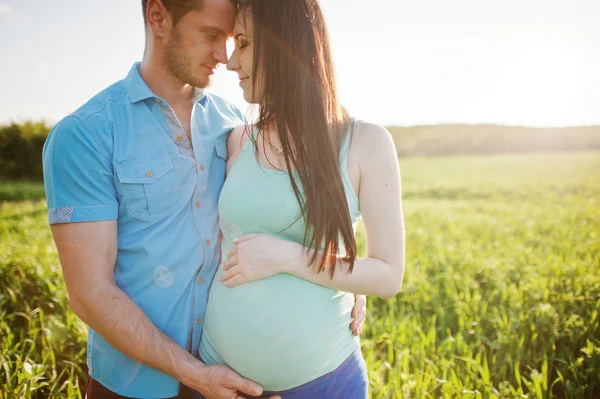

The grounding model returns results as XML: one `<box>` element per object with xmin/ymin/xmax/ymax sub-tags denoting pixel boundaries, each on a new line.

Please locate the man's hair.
<box><xmin>142</xmin><ymin>0</ymin><xmax>236</xmax><ymax>27</ymax></box>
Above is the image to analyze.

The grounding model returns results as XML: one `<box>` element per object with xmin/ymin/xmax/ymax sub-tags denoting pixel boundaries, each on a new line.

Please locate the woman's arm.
<box><xmin>220</xmin><ymin>122</ymin><xmax>405</xmax><ymax>298</ymax></box>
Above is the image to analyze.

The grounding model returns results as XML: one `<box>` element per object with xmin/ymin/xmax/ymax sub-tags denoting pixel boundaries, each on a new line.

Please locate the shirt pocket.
<box><xmin>210</xmin><ymin>138</ymin><xmax>228</xmax><ymax>184</ymax></box>
<box><xmin>116</xmin><ymin>154</ymin><xmax>177</xmax><ymax>221</ymax></box>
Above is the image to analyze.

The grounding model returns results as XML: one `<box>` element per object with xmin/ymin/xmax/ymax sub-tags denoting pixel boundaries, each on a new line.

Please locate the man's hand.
<box><xmin>350</xmin><ymin>294</ymin><xmax>367</xmax><ymax>336</ymax></box>
<box><xmin>220</xmin><ymin>234</ymin><xmax>300</xmax><ymax>288</ymax></box>
<box><xmin>190</xmin><ymin>364</ymin><xmax>281</xmax><ymax>399</ymax></box>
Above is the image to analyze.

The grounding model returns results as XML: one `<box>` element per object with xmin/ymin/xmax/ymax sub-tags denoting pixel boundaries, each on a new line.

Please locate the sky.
<box><xmin>1</xmin><ymin>0</ymin><xmax>599</xmax><ymax>127</ymax></box>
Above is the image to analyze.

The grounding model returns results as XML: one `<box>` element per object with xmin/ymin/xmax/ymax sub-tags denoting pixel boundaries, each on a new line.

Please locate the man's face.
<box><xmin>163</xmin><ymin>0</ymin><xmax>236</xmax><ymax>88</ymax></box>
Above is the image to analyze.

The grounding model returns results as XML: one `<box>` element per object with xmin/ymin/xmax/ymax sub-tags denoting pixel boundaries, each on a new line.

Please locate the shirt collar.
<box><xmin>192</xmin><ymin>87</ymin><xmax>206</xmax><ymax>103</ymax></box>
<box><xmin>125</xmin><ymin>62</ymin><xmax>206</xmax><ymax>104</ymax></box>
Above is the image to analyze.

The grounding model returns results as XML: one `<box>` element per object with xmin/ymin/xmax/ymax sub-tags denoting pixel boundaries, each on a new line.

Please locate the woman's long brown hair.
<box><xmin>240</xmin><ymin>0</ymin><xmax>357</xmax><ymax>277</ymax></box>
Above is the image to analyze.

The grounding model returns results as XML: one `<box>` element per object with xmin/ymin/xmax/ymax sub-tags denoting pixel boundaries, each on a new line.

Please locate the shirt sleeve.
<box><xmin>42</xmin><ymin>115</ymin><xmax>118</xmax><ymax>224</ymax></box>
<box><xmin>233</xmin><ymin>105</ymin><xmax>247</xmax><ymax>124</ymax></box>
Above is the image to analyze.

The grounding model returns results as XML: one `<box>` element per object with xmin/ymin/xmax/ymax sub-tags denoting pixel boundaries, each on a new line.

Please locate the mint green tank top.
<box><xmin>199</xmin><ymin>125</ymin><xmax>360</xmax><ymax>391</ymax></box>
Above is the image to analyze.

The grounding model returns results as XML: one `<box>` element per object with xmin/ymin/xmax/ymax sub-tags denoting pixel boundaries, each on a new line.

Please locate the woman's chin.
<box><xmin>243</xmin><ymin>92</ymin><xmax>255</xmax><ymax>104</ymax></box>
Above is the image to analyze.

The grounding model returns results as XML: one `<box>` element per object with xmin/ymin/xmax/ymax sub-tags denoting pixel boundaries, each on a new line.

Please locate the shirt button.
<box><xmin>155</xmin><ymin>99</ymin><xmax>161</xmax><ymax>104</ymax></box>
<box><xmin>206</xmin><ymin>239</ymin><xmax>212</xmax><ymax>246</ymax></box>
<box><xmin>198</xmin><ymin>277</ymin><xmax>205</xmax><ymax>284</ymax></box>
<box><xmin>199</xmin><ymin>164</ymin><xmax>205</xmax><ymax>171</ymax></box>
<box><xmin>146</xmin><ymin>170</ymin><xmax>153</xmax><ymax>178</ymax></box>
<box><xmin>175</xmin><ymin>136</ymin><xmax>184</xmax><ymax>143</ymax></box>
<box><xmin>195</xmin><ymin>201</ymin><xmax>201</xmax><ymax>208</ymax></box>
<box><xmin>196</xmin><ymin>318</ymin><xmax>202</xmax><ymax>326</ymax></box>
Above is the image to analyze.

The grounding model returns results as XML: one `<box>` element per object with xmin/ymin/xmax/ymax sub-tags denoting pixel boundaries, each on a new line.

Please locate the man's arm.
<box><xmin>43</xmin><ymin>116</ymin><xmax>275</xmax><ymax>399</ymax></box>
<box><xmin>51</xmin><ymin>220</ymin><xmax>268</xmax><ymax>398</ymax></box>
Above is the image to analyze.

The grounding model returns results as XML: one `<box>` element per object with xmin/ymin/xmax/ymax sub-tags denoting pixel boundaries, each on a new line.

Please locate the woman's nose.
<box><xmin>227</xmin><ymin>49</ymin><xmax>240</xmax><ymax>71</ymax></box>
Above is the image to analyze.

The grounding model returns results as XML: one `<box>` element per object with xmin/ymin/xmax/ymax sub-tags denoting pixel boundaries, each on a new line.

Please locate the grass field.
<box><xmin>1</xmin><ymin>151</ymin><xmax>599</xmax><ymax>398</ymax></box>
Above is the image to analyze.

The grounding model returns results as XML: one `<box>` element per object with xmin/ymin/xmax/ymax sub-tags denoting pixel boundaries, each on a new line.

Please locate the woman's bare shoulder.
<box><xmin>227</xmin><ymin>125</ymin><xmax>252</xmax><ymax>155</ymax></box>
<box><xmin>352</xmin><ymin>121</ymin><xmax>396</xmax><ymax>161</ymax></box>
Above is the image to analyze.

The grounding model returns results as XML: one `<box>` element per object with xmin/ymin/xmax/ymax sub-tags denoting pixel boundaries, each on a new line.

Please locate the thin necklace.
<box><xmin>263</xmin><ymin>132</ymin><xmax>284</xmax><ymax>156</ymax></box>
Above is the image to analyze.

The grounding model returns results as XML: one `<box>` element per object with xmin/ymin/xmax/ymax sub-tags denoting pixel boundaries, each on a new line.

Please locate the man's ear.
<box><xmin>146</xmin><ymin>0</ymin><xmax>172</xmax><ymax>39</ymax></box>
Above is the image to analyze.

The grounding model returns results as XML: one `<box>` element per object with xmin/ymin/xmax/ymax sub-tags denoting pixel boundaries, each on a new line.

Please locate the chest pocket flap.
<box><xmin>116</xmin><ymin>154</ymin><xmax>176</xmax><ymax>221</ymax></box>
<box><xmin>117</xmin><ymin>154</ymin><xmax>174</xmax><ymax>184</ymax></box>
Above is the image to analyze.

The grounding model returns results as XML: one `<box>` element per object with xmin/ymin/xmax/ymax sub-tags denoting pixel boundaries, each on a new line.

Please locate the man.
<box><xmin>42</xmin><ymin>0</ymin><xmax>366</xmax><ymax>398</ymax></box>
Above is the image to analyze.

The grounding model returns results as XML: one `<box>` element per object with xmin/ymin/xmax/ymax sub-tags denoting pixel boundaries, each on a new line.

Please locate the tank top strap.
<box><xmin>339</xmin><ymin>121</ymin><xmax>355</xmax><ymax>167</ymax></box>
<box><xmin>337</xmin><ymin>120</ymin><xmax>360</xmax><ymax>206</ymax></box>
<box><xmin>226</xmin><ymin>126</ymin><xmax>257</xmax><ymax>174</ymax></box>
<box><xmin>242</xmin><ymin>126</ymin><xmax>258</xmax><ymax>152</ymax></box>
<box><xmin>339</xmin><ymin>120</ymin><xmax>356</xmax><ymax>177</ymax></box>
<box><xmin>235</xmin><ymin>126</ymin><xmax>258</xmax><ymax>161</ymax></box>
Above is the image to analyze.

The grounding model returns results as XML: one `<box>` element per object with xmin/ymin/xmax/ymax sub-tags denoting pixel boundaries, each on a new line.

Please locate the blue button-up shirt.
<box><xmin>42</xmin><ymin>63</ymin><xmax>244</xmax><ymax>398</ymax></box>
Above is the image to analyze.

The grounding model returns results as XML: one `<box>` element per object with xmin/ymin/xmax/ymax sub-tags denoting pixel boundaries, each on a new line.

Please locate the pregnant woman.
<box><xmin>199</xmin><ymin>1</ymin><xmax>405</xmax><ymax>398</ymax></box>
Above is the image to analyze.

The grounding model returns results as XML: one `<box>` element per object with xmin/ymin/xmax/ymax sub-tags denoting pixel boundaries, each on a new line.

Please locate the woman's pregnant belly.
<box><xmin>199</xmin><ymin>268</ymin><xmax>358</xmax><ymax>391</ymax></box>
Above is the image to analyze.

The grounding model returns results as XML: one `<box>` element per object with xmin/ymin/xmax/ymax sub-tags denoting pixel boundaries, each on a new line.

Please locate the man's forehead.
<box><xmin>195</xmin><ymin>0</ymin><xmax>238</xmax><ymax>16</ymax></box>
<box><xmin>188</xmin><ymin>0</ymin><xmax>235</xmax><ymax>18</ymax></box>
<box><xmin>186</xmin><ymin>5</ymin><xmax>236</xmax><ymax>34</ymax></box>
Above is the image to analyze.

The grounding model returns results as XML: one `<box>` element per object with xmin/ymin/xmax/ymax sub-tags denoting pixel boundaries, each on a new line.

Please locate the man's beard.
<box><xmin>163</xmin><ymin>28</ymin><xmax>210</xmax><ymax>89</ymax></box>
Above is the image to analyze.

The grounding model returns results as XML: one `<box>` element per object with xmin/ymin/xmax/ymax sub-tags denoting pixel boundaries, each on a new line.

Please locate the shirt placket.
<box><xmin>151</xmin><ymin>98</ymin><xmax>210</xmax><ymax>354</ymax></box>
<box><xmin>156</xmin><ymin>99</ymin><xmax>194</xmax><ymax>157</ymax></box>
<box><xmin>189</xmin><ymin>103</ymin><xmax>214</xmax><ymax>356</ymax></box>
<box><xmin>190</xmin><ymin>163</ymin><xmax>211</xmax><ymax>355</ymax></box>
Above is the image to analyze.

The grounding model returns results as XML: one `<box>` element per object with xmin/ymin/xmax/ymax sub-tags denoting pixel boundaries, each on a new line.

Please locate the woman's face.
<box><xmin>227</xmin><ymin>9</ymin><xmax>261</xmax><ymax>104</ymax></box>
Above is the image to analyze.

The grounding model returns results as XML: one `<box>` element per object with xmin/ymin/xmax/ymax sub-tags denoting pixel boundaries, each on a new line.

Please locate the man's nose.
<box><xmin>213</xmin><ymin>42</ymin><xmax>228</xmax><ymax>65</ymax></box>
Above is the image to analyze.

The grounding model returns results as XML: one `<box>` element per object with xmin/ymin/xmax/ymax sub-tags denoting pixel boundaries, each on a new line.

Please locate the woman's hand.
<box><xmin>219</xmin><ymin>233</ymin><xmax>301</xmax><ymax>287</ymax></box>
<box><xmin>219</xmin><ymin>233</ymin><xmax>368</xmax><ymax>336</ymax></box>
